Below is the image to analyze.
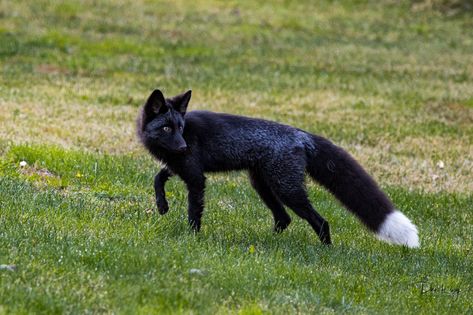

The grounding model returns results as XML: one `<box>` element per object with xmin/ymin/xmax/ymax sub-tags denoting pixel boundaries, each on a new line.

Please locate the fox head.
<box><xmin>138</xmin><ymin>89</ymin><xmax>192</xmax><ymax>154</ymax></box>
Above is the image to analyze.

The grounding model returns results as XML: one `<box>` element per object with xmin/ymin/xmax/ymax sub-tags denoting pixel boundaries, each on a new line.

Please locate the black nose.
<box><xmin>176</xmin><ymin>145</ymin><xmax>187</xmax><ymax>152</ymax></box>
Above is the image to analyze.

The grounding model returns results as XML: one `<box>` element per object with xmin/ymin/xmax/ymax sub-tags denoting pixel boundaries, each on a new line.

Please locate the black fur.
<box><xmin>137</xmin><ymin>89</ymin><xmax>395</xmax><ymax>245</ymax></box>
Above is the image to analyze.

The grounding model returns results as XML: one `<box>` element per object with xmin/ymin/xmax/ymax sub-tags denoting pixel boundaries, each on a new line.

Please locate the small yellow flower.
<box><xmin>75</xmin><ymin>172</ymin><xmax>83</xmax><ymax>178</ymax></box>
<box><xmin>248</xmin><ymin>244</ymin><xmax>255</xmax><ymax>254</ymax></box>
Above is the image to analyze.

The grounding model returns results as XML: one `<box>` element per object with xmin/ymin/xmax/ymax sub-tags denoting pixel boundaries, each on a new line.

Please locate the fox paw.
<box><xmin>189</xmin><ymin>218</ymin><xmax>201</xmax><ymax>232</ymax></box>
<box><xmin>156</xmin><ymin>196</ymin><xmax>169</xmax><ymax>215</ymax></box>
<box><xmin>274</xmin><ymin>217</ymin><xmax>291</xmax><ymax>233</ymax></box>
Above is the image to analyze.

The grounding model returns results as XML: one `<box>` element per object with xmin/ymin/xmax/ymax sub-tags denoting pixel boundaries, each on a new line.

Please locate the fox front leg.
<box><xmin>154</xmin><ymin>168</ymin><xmax>173</xmax><ymax>214</ymax></box>
<box><xmin>183</xmin><ymin>174</ymin><xmax>206</xmax><ymax>232</ymax></box>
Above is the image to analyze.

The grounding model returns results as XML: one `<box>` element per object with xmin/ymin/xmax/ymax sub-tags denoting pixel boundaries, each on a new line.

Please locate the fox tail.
<box><xmin>306</xmin><ymin>135</ymin><xmax>419</xmax><ymax>248</ymax></box>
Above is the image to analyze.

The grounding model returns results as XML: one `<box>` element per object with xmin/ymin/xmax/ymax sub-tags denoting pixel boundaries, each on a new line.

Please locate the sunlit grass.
<box><xmin>0</xmin><ymin>145</ymin><xmax>472</xmax><ymax>314</ymax></box>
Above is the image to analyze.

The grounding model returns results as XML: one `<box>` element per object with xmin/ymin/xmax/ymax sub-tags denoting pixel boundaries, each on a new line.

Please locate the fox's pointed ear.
<box><xmin>170</xmin><ymin>90</ymin><xmax>192</xmax><ymax>116</ymax></box>
<box><xmin>144</xmin><ymin>89</ymin><xmax>168</xmax><ymax>116</ymax></box>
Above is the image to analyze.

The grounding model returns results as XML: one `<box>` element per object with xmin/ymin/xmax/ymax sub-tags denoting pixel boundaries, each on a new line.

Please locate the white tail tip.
<box><xmin>376</xmin><ymin>211</ymin><xmax>419</xmax><ymax>248</ymax></box>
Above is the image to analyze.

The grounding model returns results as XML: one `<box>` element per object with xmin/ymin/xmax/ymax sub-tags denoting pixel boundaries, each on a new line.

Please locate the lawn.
<box><xmin>0</xmin><ymin>0</ymin><xmax>472</xmax><ymax>314</ymax></box>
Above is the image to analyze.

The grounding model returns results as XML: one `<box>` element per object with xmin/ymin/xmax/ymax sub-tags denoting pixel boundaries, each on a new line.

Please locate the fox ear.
<box><xmin>170</xmin><ymin>90</ymin><xmax>192</xmax><ymax>116</ymax></box>
<box><xmin>144</xmin><ymin>89</ymin><xmax>168</xmax><ymax>116</ymax></box>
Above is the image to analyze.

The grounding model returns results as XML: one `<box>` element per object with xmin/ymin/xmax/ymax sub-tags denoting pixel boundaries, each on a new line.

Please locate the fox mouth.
<box><xmin>168</xmin><ymin>146</ymin><xmax>189</xmax><ymax>154</ymax></box>
<box><xmin>153</xmin><ymin>142</ymin><xmax>188</xmax><ymax>154</ymax></box>
<box><xmin>172</xmin><ymin>147</ymin><xmax>188</xmax><ymax>154</ymax></box>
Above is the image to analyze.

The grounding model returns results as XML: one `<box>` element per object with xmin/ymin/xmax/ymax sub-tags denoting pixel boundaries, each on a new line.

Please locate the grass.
<box><xmin>0</xmin><ymin>0</ymin><xmax>472</xmax><ymax>313</ymax></box>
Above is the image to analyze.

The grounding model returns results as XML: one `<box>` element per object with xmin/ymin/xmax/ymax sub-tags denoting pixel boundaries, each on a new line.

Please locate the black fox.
<box><xmin>137</xmin><ymin>89</ymin><xmax>419</xmax><ymax>248</ymax></box>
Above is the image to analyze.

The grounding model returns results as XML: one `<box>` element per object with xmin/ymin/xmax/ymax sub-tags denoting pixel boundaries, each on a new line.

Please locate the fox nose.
<box><xmin>176</xmin><ymin>145</ymin><xmax>187</xmax><ymax>152</ymax></box>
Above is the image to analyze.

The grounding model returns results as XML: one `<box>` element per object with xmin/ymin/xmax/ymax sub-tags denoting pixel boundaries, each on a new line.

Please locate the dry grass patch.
<box><xmin>1</xmin><ymin>88</ymin><xmax>471</xmax><ymax>193</ymax></box>
<box><xmin>346</xmin><ymin>136</ymin><xmax>473</xmax><ymax>193</ymax></box>
<box><xmin>0</xmin><ymin>99</ymin><xmax>138</xmax><ymax>154</ymax></box>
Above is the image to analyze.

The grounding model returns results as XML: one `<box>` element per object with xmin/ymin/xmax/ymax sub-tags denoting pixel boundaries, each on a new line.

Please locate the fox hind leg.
<box><xmin>264</xmin><ymin>165</ymin><xmax>332</xmax><ymax>245</ymax></box>
<box><xmin>277</xmin><ymin>187</ymin><xmax>331</xmax><ymax>245</ymax></box>
<box><xmin>249</xmin><ymin>170</ymin><xmax>292</xmax><ymax>232</ymax></box>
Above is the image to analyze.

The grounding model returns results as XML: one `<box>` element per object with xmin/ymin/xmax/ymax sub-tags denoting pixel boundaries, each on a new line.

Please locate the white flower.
<box><xmin>19</xmin><ymin>161</ymin><xmax>27</xmax><ymax>167</ymax></box>
<box><xmin>189</xmin><ymin>268</ymin><xmax>205</xmax><ymax>275</ymax></box>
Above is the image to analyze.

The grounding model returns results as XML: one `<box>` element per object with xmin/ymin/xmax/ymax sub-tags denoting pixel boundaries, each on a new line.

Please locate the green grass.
<box><xmin>0</xmin><ymin>146</ymin><xmax>472</xmax><ymax>314</ymax></box>
<box><xmin>1</xmin><ymin>0</ymin><xmax>472</xmax><ymax>313</ymax></box>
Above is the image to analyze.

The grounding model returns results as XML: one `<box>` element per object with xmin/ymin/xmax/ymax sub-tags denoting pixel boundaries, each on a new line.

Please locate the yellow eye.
<box><xmin>163</xmin><ymin>126</ymin><xmax>172</xmax><ymax>132</ymax></box>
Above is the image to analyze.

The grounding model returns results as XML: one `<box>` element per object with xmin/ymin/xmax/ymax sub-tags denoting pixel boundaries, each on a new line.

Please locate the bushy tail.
<box><xmin>306</xmin><ymin>135</ymin><xmax>419</xmax><ymax>248</ymax></box>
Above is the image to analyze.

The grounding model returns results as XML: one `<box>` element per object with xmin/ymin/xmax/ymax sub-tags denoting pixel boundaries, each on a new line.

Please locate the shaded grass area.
<box><xmin>2</xmin><ymin>1</ymin><xmax>472</xmax><ymax>100</ymax></box>
<box><xmin>1</xmin><ymin>0</ymin><xmax>473</xmax><ymax>106</ymax></box>
<box><xmin>0</xmin><ymin>145</ymin><xmax>472</xmax><ymax>314</ymax></box>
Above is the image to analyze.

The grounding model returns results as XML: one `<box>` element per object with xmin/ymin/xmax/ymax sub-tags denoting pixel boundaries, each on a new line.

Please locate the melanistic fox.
<box><xmin>137</xmin><ymin>89</ymin><xmax>419</xmax><ymax>248</ymax></box>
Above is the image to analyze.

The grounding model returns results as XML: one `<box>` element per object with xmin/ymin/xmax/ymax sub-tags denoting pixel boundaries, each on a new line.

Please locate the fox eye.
<box><xmin>162</xmin><ymin>126</ymin><xmax>172</xmax><ymax>133</ymax></box>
